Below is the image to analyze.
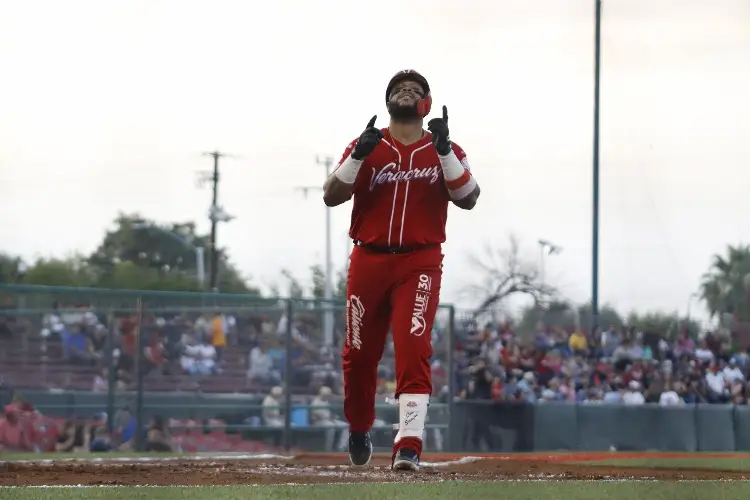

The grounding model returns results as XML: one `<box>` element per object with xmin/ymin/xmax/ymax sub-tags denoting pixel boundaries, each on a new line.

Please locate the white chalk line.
<box><xmin>421</xmin><ymin>456</ymin><xmax>483</xmax><ymax>467</ymax></box>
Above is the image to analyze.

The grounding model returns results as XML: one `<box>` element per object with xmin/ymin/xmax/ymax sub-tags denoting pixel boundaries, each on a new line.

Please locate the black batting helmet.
<box><xmin>385</xmin><ymin>69</ymin><xmax>432</xmax><ymax>117</ymax></box>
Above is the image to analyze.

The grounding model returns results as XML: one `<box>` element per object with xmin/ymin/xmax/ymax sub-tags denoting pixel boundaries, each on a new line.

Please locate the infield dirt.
<box><xmin>1</xmin><ymin>452</ymin><xmax>748</xmax><ymax>486</ymax></box>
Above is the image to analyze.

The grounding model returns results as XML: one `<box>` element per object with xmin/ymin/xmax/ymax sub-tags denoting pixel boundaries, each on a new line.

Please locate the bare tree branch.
<box><xmin>463</xmin><ymin>234</ymin><xmax>557</xmax><ymax>319</ymax></box>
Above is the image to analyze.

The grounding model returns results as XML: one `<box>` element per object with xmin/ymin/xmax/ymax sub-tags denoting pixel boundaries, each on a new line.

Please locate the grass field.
<box><xmin>576</xmin><ymin>456</ymin><xmax>750</xmax><ymax>470</ymax></box>
<box><xmin>2</xmin><ymin>451</ymin><xmax>750</xmax><ymax>499</ymax></box>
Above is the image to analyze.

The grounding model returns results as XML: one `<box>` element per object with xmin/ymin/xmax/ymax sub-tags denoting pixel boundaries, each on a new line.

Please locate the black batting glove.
<box><xmin>351</xmin><ymin>115</ymin><xmax>384</xmax><ymax>161</ymax></box>
<box><xmin>427</xmin><ymin>105</ymin><xmax>452</xmax><ymax>156</ymax></box>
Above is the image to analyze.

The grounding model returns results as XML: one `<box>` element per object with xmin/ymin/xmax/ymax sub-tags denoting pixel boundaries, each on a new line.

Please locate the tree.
<box><xmin>88</xmin><ymin>213</ymin><xmax>257</xmax><ymax>293</ymax></box>
<box><xmin>514</xmin><ymin>301</ymin><xmax>701</xmax><ymax>339</ymax></box>
<box><xmin>575</xmin><ymin>303</ymin><xmax>624</xmax><ymax>334</ymax></box>
<box><xmin>464</xmin><ymin>235</ymin><xmax>556</xmax><ymax>319</ymax></box>
<box><xmin>624</xmin><ymin>311</ymin><xmax>702</xmax><ymax>339</ymax></box>
<box><xmin>310</xmin><ymin>264</ymin><xmax>347</xmax><ymax>300</ymax></box>
<box><xmin>699</xmin><ymin>244</ymin><xmax>750</xmax><ymax>322</ymax></box>
<box><xmin>280</xmin><ymin>269</ymin><xmax>304</xmax><ymax>299</ymax></box>
<box><xmin>21</xmin><ymin>255</ymin><xmax>98</xmax><ymax>287</ymax></box>
<box><xmin>515</xmin><ymin>300</ymin><xmax>578</xmax><ymax>337</ymax></box>
<box><xmin>0</xmin><ymin>213</ymin><xmax>259</xmax><ymax>293</ymax></box>
<box><xmin>515</xmin><ymin>300</ymin><xmax>623</xmax><ymax>337</ymax></box>
<box><xmin>0</xmin><ymin>253</ymin><xmax>25</xmax><ymax>284</ymax></box>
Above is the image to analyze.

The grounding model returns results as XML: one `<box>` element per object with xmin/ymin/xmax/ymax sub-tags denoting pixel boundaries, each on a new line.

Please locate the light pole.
<box><xmin>591</xmin><ymin>0</ymin><xmax>603</xmax><ymax>335</ymax></box>
<box><xmin>132</xmin><ymin>223</ymin><xmax>206</xmax><ymax>288</ymax></box>
<box><xmin>317</xmin><ymin>156</ymin><xmax>334</xmax><ymax>331</ymax></box>
<box><xmin>538</xmin><ymin>239</ymin><xmax>562</xmax><ymax>287</ymax></box>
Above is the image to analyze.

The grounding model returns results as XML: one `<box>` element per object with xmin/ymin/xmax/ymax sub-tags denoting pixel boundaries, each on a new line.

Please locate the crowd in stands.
<box><xmin>0</xmin><ymin>391</ymin><xmax>283</xmax><ymax>453</ymax></box>
<box><xmin>0</xmin><ymin>303</ymin><xmax>344</xmax><ymax>394</ymax></box>
<box><xmin>455</xmin><ymin>320</ymin><xmax>750</xmax><ymax>406</ymax></box>
<box><xmin>3</xmin><ymin>297</ymin><xmax>750</xmax><ymax>453</ymax></box>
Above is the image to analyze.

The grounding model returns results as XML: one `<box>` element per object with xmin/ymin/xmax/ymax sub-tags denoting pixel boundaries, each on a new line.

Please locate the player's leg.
<box><xmin>388</xmin><ymin>258</ymin><xmax>442</xmax><ymax>470</ymax></box>
<box><xmin>342</xmin><ymin>248</ymin><xmax>391</xmax><ymax>465</ymax></box>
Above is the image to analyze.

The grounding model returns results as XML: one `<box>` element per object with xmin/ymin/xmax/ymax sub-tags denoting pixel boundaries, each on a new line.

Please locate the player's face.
<box><xmin>389</xmin><ymin>80</ymin><xmax>425</xmax><ymax>107</ymax></box>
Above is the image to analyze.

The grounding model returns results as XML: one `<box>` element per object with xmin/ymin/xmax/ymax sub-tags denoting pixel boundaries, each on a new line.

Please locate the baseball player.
<box><xmin>322</xmin><ymin>69</ymin><xmax>480</xmax><ymax>471</ymax></box>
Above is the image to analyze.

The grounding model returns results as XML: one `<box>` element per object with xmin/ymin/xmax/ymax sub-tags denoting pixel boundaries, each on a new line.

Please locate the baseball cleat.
<box><xmin>392</xmin><ymin>447</ymin><xmax>420</xmax><ymax>471</ymax></box>
<box><xmin>348</xmin><ymin>431</ymin><xmax>373</xmax><ymax>466</ymax></box>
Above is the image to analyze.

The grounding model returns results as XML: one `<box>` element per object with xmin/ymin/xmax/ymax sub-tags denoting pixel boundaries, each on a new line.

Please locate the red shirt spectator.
<box><xmin>0</xmin><ymin>406</ymin><xmax>30</xmax><ymax>451</ymax></box>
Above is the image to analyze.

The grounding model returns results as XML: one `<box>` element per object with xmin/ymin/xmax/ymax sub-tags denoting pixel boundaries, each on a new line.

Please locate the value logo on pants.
<box><xmin>410</xmin><ymin>274</ymin><xmax>432</xmax><ymax>336</ymax></box>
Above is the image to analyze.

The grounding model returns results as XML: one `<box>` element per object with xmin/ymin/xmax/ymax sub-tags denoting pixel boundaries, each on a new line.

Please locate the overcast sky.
<box><xmin>1</xmin><ymin>0</ymin><xmax>748</xmax><ymax>321</ymax></box>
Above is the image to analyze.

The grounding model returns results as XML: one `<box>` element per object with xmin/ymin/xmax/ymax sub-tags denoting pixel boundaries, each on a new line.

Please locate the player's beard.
<box><xmin>387</xmin><ymin>101</ymin><xmax>420</xmax><ymax>123</ymax></box>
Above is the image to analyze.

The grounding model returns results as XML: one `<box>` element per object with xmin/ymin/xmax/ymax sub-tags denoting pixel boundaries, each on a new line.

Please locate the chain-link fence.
<box><xmin>0</xmin><ymin>284</ymin><xmax>456</xmax><ymax>454</ymax></box>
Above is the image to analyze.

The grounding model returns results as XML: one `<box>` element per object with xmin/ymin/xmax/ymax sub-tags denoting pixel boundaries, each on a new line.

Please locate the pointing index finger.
<box><xmin>367</xmin><ymin>115</ymin><xmax>377</xmax><ymax>129</ymax></box>
<box><xmin>442</xmin><ymin>105</ymin><xmax>448</xmax><ymax>124</ymax></box>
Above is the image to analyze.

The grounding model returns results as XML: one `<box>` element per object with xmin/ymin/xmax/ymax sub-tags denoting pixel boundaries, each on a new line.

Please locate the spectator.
<box><xmin>89</xmin><ymin>325</ymin><xmax>108</xmax><ymax>362</ymax></box>
<box><xmin>533</xmin><ymin>322</ymin><xmax>553</xmax><ymax>352</ymax></box>
<box><xmin>724</xmin><ymin>359</ymin><xmax>744</xmax><ymax>383</ymax></box>
<box><xmin>55</xmin><ymin>417</ymin><xmax>90</xmax><ymax>452</ymax></box>
<box><xmin>583</xmin><ymin>387</ymin><xmax>604</xmax><ymax>404</ymax></box>
<box><xmin>658</xmin><ymin>382</ymin><xmax>683</xmax><ymax>406</ymax></box>
<box><xmin>623</xmin><ymin>380</ymin><xmax>645</xmax><ymax>405</ymax></box>
<box><xmin>603</xmin><ymin>380</ymin><xmax>623</xmax><ymax>403</ymax></box>
<box><xmin>705</xmin><ymin>362</ymin><xmax>728</xmax><ymax>403</ymax></box>
<box><xmin>63</xmin><ymin>324</ymin><xmax>95</xmax><ymax>365</ymax></box>
<box><xmin>731</xmin><ymin>348</ymin><xmax>750</xmax><ymax>369</ymax></box>
<box><xmin>113</xmin><ymin>407</ymin><xmax>136</xmax><ymax>451</ymax></box>
<box><xmin>464</xmin><ymin>363</ymin><xmax>496</xmax><ymax>451</ymax></box>
<box><xmin>247</xmin><ymin>342</ymin><xmax>279</xmax><ymax>385</ymax></box>
<box><xmin>517</xmin><ymin>371</ymin><xmax>537</xmax><ymax>403</ymax></box>
<box><xmin>89</xmin><ymin>412</ymin><xmax>111</xmax><ymax>452</ymax></box>
<box><xmin>210</xmin><ymin>313</ymin><xmax>228</xmax><ymax>363</ymax></box>
<box><xmin>117</xmin><ymin>317</ymin><xmax>138</xmax><ymax>374</ymax></box>
<box><xmin>92</xmin><ymin>368</ymin><xmax>108</xmax><ymax>392</ymax></box>
<box><xmin>695</xmin><ymin>339</ymin><xmax>715</xmax><ymax>364</ymax></box>
<box><xmin>144</xmin><ymin>334</ymin><xmax>166</xmax><ymax>374</ymax></box>
<box><xmin>499</xmin><ymin>337</ymin><xmax>520</xmax><ymax>370</ymax></box>
<box><xmin>180</xmin><ymin>333</ymin><xmax>217</xmax><ymax>375</ymax></box>
<box><xmin>517</xmin><ymin>347</ymin><xmax>536</xmax><ymax>373</ymax></box>
<box><xmin>310</xmin><ymin>386</ymin><xmax>348</xmax><ymax>452</ymax></box>
<box><xmin>0</xmin><ymin>405</ymin><xmax>30</xmax><ymax>452</ymax></box>
<box><xmin>600</xmin><ymin>325</ymin><xmax>621</xmax><ymax>357</ymax></box>
<box><xmin>145</xmin><ymin>415</ymin><xmax>173</xmax><ymax>452</ymax></box>
<box><xmin>568</xmin><ymin>329</ymin><xmax>588</xmax><ymax>355</ymax></box>
<box><xmin>262</xmin><ymin>386</ymin><xmax>284</xmax><ymax>428</ymax></box>
<box><xmin>467</xmin><ymin>359</ymin><xmax>493</xmax><ymax>399</ymax></box>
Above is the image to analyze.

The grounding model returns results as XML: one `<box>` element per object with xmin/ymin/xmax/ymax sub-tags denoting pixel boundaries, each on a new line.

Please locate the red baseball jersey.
<box><xmin>335</xmin><ymin>129</ymin><xmax>470</xmax><ymax>248</ymax></box>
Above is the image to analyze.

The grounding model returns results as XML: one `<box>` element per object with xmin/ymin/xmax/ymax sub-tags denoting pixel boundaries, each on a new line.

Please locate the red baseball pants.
<box><xmin>342</xmin><ymin>244</ymin><xmax>443</xmax><ymax>456</ymax></box>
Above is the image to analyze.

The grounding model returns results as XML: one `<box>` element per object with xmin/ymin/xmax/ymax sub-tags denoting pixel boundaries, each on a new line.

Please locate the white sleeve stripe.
<box><xmin>448</xmin><ymin>176</ymin><xmax>477</xmax><ymax>200</ymax></box>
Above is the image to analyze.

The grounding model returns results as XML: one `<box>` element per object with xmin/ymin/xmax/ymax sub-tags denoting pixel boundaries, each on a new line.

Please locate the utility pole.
<box><xmin>199</xmin><ymin>150</ymin><xmax>236</xmax><ymax>292</ymax></box>
<box><xmin>295</xmin><ymin>155</ymin><xmax>335</xmax><ymax>346</ymax></box>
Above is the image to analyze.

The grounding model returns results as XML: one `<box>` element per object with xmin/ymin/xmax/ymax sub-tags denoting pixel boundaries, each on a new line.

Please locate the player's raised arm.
<box><xmin>427</xmin><ymin>105</ymin><xmax>480</xmax><ymax>210</ymax></box>
<box><xmin>323</xmin><ymin>116</ymin><xmax>384</xmax><ymax>207</ymax></box>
